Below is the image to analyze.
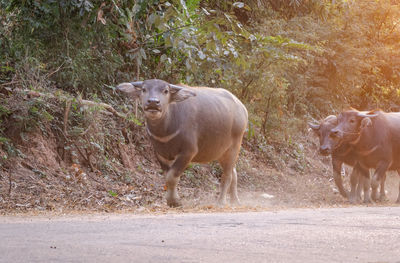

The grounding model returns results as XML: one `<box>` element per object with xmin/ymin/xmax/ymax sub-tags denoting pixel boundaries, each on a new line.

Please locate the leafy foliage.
<box><xmin>1</xmin><ymin>0</ymin><xmax>400</xmax><ymax>148</ymax></box>
<box><xmin>326</xmin><ymin>1</ymin><xmax>400</xmax><ymax>111</ymax></box>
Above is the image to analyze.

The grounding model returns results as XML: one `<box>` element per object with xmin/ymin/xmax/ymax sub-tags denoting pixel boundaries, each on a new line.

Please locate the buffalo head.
<box><xmin>117</xmin><ymin>79</ymin><xmax>196</xmax><ymax>120</ymax></box>
<box><xmin>329</xmin><ymin>109</ymin><xmax>378</xmax><ymax>147</ymax></box>
<box><xmin>309</xmin><ymin>115</ymin><xmax>338</xmax><ymax>155</ymax></box>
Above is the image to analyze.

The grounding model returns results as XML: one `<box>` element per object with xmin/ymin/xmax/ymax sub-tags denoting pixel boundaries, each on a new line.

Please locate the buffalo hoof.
<box><xmin>217</xmin><ymin>200</ymin><xmax>228</xmax><ymax>208</ymax></box>
<box><xmin>363</xmin><ymin>197</ymin><xmax>373</xmax><ymax>204</ymax></box>
<box><xmin>339</xmin><ymin>190</ymin><xmax>350</xmax><ymax>199</ymax></box>
<box><xmin>348</xmin><ymin>192</ymin><xmax>362</xmax><ymax>204</ymax></box>
<box><xmin>229</xmin><ymin>200</ymin><xmax>241</xmax><ymax>208</ymax></box>
<box><xmin>378</xmin><ymin>194</ymin><xmax>389</xmax><ymax>202</ymax></box>
<box><xmin>370</xmin><ymin>192</ymin><xmax>378</xmax><ymax>202</ymax></box>
<box><xmin>217</xmin><ymin>202</ymin><xmax>227</xmax><ymax>208</ymax></box>
<box><xmin>229</xmin><ymin>195</ymin><xmax>241</xmax><ymax>206</ymax></box>
<box><xmin>349</xmin><ymin>197</ymin><xmax>359</xmax><ymax>205</ymax></box>
<box><xmin>167</xmin><ymin>199</ymin><xmax>182</xmax><ymax>208</ymax></box>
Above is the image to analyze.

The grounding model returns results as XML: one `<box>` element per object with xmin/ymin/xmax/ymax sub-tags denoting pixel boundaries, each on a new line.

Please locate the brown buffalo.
<box><xmin>309</xmin><ymin>115</ymin><xmax>371</xmax><ymax>203</ymax></box>
<box><xmin>117</xmin><ymin>79</ymin><xmax>248</xmax><ymax>207</ymax></box>
<box><xmin>329</xmin><ymin>109</ymin><xmax>400</xmax><ymax>203</ymax></box>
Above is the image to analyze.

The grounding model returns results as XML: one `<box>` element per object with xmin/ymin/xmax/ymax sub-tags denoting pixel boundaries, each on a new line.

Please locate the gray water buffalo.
<box><xmin>329</xmin><ymin>109</ymin><xmax>400</xmax><ymax>203</ymax></box>
<box><xmin>309</xmin><ymin>115</ymin><xmax>371</xmax><ymax>203</ymax></box>
<box><xmin>117</xmin><ymin>79</ymin><xmax>248</xmax><ymax>207</ymax></box>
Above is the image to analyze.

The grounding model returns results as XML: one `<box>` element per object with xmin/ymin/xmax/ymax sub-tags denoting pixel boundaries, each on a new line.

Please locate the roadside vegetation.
<box><xmin>1</xmin><ymin>0</ymin><xmax>400</xmax><ymax>212</ymax></box>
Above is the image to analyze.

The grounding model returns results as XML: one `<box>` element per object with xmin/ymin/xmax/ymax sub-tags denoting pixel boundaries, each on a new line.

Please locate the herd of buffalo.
<box><xmin>117</xmin><ymin>79</ymin><xmax>400</xmax><ymax>207</ymax></box>
<box><xmin>309</xmin><ymin>110</ymin><xmax>400</xmax><ymax>205</ymax></box>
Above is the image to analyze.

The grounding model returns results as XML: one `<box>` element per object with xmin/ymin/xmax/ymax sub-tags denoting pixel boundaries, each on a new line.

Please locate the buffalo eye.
<box><xmin>163</xmin><ymin>89</ymin><xmax>169</xmax><ymax>95</ymax></box>
<box><xmin>349</xmin><ymin>118</ymin><xmax>355</xmax><ymax>124</ymax></box>
<box><xmin>142</xmin><ymin>88</ymin><xmax>147</xmax><ymax>93</ymax></box>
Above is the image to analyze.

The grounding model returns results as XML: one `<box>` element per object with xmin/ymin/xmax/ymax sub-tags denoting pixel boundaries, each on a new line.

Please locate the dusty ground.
<box><xmin>1</xmin><ymin>126</ymin><xmax>399</xmax><ymax>216</ymax></box>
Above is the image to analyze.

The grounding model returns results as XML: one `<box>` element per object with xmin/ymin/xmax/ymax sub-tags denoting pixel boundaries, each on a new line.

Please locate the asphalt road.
<box><xmin>1</xmin><ymin>207</ymin><xmax>400</xmax><ymax>263</ymax></box>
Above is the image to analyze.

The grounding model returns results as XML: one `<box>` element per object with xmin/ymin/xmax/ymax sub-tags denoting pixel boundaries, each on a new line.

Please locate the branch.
<box><xmin>8</xmin><ymin>171</ymin><xmax>12</xmax><ymax>197</ymax></box>
<box><xmin>45</xmin><ymin>62</ymin><xmax>65</xmax><ymax>79</ymax></box>
<box><xmin>0</xmin><ymin>81</ymin><xmax>22</xmax><ymax>87</ymax></box>
<box><xmin>10</xmin><ymin>88</ymin><xmax>130</xmax><ymax>120</ymax></box>
<box><xmin>64</xmin><ymin>100</ymin><xmax>72</xmax><ymax>136</ymax></box>
<box><xmin>80</xmin><ymin>99</ymin><xmax>127</xmax><ymax>119</ymax></box>
<box><xmin>140</xmin><ymin>24</ymin><xmax>193</xmax><ymax>45</ymax></box>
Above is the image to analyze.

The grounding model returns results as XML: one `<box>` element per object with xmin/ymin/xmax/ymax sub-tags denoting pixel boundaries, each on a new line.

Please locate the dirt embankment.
<box><xmin>1</xmin><ymin>89</ymin><xmax>397</xmax><ymax>215</ymax></box>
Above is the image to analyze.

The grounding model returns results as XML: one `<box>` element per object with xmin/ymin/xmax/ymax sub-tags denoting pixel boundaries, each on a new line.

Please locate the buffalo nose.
<box><xmin>147</xmin><ymin>98</ymin><xmax>160</xmax><ymax>105</ymax></box>
<box><xmin>320</xmin><ymin>146</ymin><xmax>330</xmax><ymax>155</ymax></box>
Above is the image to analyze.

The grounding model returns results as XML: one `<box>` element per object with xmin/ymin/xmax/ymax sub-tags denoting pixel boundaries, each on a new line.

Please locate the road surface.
<box><xmin>1</xmin><ymin>206</ymin><xmax>400</xmax><ymax>262</ymax></box>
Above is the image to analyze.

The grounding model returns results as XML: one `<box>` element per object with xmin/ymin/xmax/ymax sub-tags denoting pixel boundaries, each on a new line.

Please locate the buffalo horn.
<box><xmin>357</xmin><ymin>112</ymin><xmax>378</xmax><ymax>118</ymax></box>
<box><xmin>169</xmin><ymin>84</ymin><xmax>183</xmax><ymax>90</ymax></box>
<box><xmin>308</xmin><ymin>122</ymin><xmax>320</xmax><ymax>130</ymax></box>
<box><xmin>130</xmin><ymin>81</ymin><xmax>143</xmax><ymax>87</ymax></box>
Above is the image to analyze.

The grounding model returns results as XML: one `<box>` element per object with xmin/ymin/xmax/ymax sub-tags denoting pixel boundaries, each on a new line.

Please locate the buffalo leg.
<box><xmin>371</xmin><ymin>161</ymin><xmax>390</xmax><ymax>201</ymax></box>
<box><xmin>229</xmin><ymin>167</ymin><xmax>240</xmax><ymax>205</ymax></box>
<box><xmin>397</xmin><ymin>182</ymin><xmax>400</xmax><ymax>204</ymax></box>
<box><xmin>165</xmin><ymin>153</ymin><xmax>195</xmax><ymax>207</ymax></box>
<box><xmin>357</xmin><ymin>166</ymin><xmax>372</xmax><ymax>204</ymax></box>
<box><xmin>156</xmin><ymin>153</ymin><xmax>172</xmax><ymax>172</ymax></box>
<box><xmin>397</xmin><ymin>170</ymin><xmax>400</xmax><ymax>204</ymax></box>
<box><xmin>332</xmin><ymin>159</ymin><xmax>349</xmax><ymax>198</ymax></box>
<box><xmin>356</xmin><ymin>174</ymin><xmax>364</xmax><ymax>201</ymax></box>
<box><xmin>362</xmin><ymin>177</ymin><xmax>372</xmax><ymax>203</ymax></box>
<box><xmin>379</xmin><ymin>173</ymin><xmax>388</xmax><ymax>202</ymax></box>
<box><xmin>351</xmin><ymin>164</ymin><xmax>370</xmax><ymax>203</ymax></box>
<box><xmin>349</xmin><ymin>164</ymin><xmax>361</xmax><ymax>204</ymax></box>
<box><xmin>218</xmin><ymin>143</ymin><xmax>241</xmax><ymax>206</ymax></box>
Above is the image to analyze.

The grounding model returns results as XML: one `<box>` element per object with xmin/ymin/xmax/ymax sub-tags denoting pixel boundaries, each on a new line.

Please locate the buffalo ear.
<box><xmin>360</xmin><ymin>117</ymin><xmax>372</xmax><ymax>129</ymax></box>
<box><xmin>116</xmin><ymin>81</ymin><xmax>143</xmax><ymax>98</ymax></box>
<box><xmin>308</xmin><ymin>122</ymin><xmax>320</xmax><ymax>131</ymax></box>
<box><xmin>169</xmin><ymin>84</ymin><xmax>196</xmax><ymax>102</ymax></box>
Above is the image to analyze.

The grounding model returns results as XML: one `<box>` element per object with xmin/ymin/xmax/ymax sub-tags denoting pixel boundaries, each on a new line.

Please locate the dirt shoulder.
<box><xmin>0</xmin><ymin>129</ymin><xmax>380</xmax><ymax>215</ymax></box>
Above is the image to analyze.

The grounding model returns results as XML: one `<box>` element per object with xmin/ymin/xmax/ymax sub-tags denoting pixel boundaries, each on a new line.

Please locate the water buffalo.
<box><xmin>329</xmin><ymin>109</ymin><xmax>400</xmax><ymax>203</ymax></box>
<box><xmin>117</xmin><ymin>79</ymin><xmax>248</xmax><ymax>207</ymax></box>
<box><xmin>309</xmin><ymin>115</ymin><xmax>371</xmax><ymax>203</ymax></box>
